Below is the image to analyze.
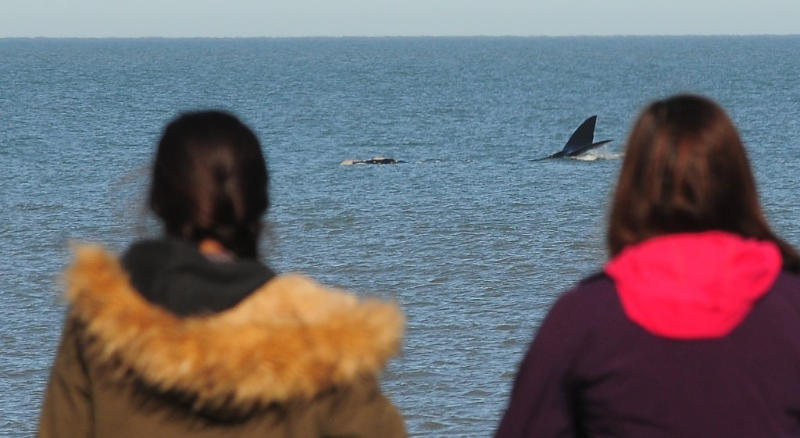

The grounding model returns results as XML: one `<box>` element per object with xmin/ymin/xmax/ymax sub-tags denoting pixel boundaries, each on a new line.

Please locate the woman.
<box><xmin>495</xmin><ymin>95</ymin><xmax>800</xmax><ymax>437</ymax></box>
<box><xmin>38</xmin><ymin>111</ymin><xmax>406</xmax><ymax>437</ymax></box>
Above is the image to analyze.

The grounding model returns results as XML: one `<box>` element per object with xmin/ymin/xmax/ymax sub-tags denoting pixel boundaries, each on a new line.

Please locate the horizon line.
<box><xmin>2</xmin><ymin>33</ymin><xmax>799</xmax><ymax>40</ymax></box>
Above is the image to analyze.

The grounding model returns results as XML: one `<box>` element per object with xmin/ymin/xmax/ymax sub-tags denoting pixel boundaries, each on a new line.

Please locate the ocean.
<box><xmin>2</xmin><ymin>36</ymin><xmax>800</xmax><ymax>437</ymax></box>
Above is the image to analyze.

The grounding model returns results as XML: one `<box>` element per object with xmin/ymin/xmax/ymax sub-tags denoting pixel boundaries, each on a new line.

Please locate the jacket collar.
<box><xmin>64</xmin><ymin>244</ymin><xmax>404</xmax><ymax>408</ymax></box>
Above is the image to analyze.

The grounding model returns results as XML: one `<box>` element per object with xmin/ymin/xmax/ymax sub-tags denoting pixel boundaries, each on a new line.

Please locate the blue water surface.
<box><xmin>2</xmin><ymin>36</ymin><xmax>800</xmax><ymax>437</ymax></box>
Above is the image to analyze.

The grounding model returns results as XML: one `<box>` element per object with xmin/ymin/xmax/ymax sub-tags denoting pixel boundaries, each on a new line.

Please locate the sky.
<box><xmin>2</xmin><ymin>0</ymin><xmax>799</xmax><ymax>38</ymax></box>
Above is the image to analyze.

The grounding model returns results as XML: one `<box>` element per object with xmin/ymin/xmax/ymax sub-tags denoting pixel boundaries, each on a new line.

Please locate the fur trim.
<box><xmin>64</xmin><ymin>244</ymin><xmax>404</xmax><ymax>408</ymax></box>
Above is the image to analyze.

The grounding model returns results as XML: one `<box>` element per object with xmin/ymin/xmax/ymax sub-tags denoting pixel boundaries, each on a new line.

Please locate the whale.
<box><xmin>340</xmin><ymin>156</ymin><xmax>406</xmax><ymax>165</ymax></box>
<box><xmin>536</xmin><ymin>115</ymin><xmax>612</xmax><ymax>160</ymax></box>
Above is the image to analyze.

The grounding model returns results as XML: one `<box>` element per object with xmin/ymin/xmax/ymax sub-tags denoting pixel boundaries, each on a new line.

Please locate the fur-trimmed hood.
<box><xmin>63</xmin><ymin>244</ymin><xmax>404</xmax><ymax>411</ymax></box>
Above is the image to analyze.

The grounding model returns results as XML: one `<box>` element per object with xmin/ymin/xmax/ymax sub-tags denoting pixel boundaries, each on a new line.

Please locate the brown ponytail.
<box><xmin>607</xmin><ymin>95</ymin><xmax>800</xmax><ymax>271</ymax></box>
<box><xmin>149</xmin><ymin>111</ymin><xmax>268</xmax><ymax>259</ymax></box>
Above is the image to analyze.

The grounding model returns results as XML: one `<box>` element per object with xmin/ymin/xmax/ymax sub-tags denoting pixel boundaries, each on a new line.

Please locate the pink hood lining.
<box><xmin>605</xmin><ymin>231</ymin><xmax>781</xmax><ymax>339</ymax></box>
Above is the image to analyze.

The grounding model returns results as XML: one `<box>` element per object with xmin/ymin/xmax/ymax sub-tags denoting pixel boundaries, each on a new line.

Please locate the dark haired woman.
<box><xmin>38</xmin><ymin>111</ymin><xmax>406</xmax><ymax>437</ymax></box>
<box><xmin>495</xmin><ymin>95</ymin><xmax>800</xmax><ymax>437</ymax></box>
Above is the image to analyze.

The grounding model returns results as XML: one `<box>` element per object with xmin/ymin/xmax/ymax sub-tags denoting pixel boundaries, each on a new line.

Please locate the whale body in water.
<box><xmin>340</xmin><ymin>156</ymin><xmax>406</xmax><ymax>165</ymax></box>
<box><xmin>536</xmin><ymin>116</ymin><xmax>612</xmax><ymax>160</ymax></box>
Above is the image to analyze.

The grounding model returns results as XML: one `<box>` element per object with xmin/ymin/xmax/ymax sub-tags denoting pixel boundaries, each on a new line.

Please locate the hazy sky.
<box><xmin>2</xmin><ymin>0</ymin><xmax>799</xmax><ymax>38</ymax></box>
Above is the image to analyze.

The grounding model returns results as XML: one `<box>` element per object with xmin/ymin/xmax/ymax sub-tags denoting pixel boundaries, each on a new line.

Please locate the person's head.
<box><xmin>607</xmin><ymin>94</ymin><xmax>799</xmax><ymax>270</ymax></box>
<box><xmin>149</xmin><ymin>110</ymin><xmax>268</xmax><ymax>259</ymax></box>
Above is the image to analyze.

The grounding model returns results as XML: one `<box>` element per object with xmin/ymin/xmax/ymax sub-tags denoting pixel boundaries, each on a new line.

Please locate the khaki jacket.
<box><xmin>38</xmin><ymin>245</ymin><xmax>406</xmax><ymax>437</ymax></box>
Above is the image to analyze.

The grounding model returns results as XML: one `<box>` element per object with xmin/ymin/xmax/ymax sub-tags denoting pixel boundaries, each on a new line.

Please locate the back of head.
<box><xmin>149</xmin><ymin>111</ymin><xmax>268</xmax><ymax>259</ymax></box>
<box><xmin>608</xmin><ymin>94</ymin><xmax>799</xmax><ymax>269</ymax></box>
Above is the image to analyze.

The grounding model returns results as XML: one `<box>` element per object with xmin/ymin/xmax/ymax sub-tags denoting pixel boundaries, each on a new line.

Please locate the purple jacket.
<box><xmin>496</xmin><ymin>232</ymin><xmax>800</xmax><ymax>437</ymax></box>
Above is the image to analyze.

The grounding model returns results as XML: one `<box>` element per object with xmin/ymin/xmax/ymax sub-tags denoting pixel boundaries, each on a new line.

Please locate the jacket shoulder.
<box><xmin>555</xmin><ymin>271</ymin><xmax>617</xmax><ymax>313</ymax></box>
<box><xmin>533</xmin><ymin>271</ymin><xmax>622</xmax><ymax>352</ymax></box>
<box><xmin>762</xmin><ymin>270</ymin><xmax>800</xmax><ymax>310</ymax></box>
<box><xmin>314</xmin><ymin>377</ymin><xmax>407</xmax><ymax>437</ymax></box>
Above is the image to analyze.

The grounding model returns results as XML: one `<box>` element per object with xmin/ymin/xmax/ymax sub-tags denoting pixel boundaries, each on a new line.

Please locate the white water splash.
<box><xmin>573</xmin><ymin>146</ymin><xmax>624</xmax><ymax>161</ymax></box>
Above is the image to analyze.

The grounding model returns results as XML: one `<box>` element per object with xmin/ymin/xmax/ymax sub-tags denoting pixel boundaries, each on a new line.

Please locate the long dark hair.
<box><xmin>607</xmin><ymin>94</ymin><xmax>800</xmax><ymax>271</ymax></box>
<box><xmin>149</xmin><ymin>111</ymin><xmax>268</xmax><ymax>259</ymax></box>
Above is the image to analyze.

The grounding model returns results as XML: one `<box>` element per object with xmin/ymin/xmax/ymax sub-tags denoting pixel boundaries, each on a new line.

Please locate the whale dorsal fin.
<box><xmin>562</xmin><ymin>115</ymin><xmax>597</xmax><ymax>155</ymax></box>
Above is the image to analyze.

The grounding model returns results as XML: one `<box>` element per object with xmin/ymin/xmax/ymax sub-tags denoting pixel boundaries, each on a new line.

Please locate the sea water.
<box><xmin>2</xmin><ymin>36</ymin><xmax>800</xmax><ymax>437</ymax></box>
